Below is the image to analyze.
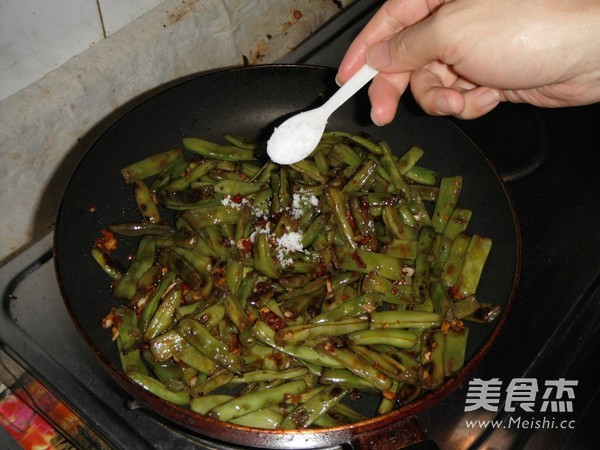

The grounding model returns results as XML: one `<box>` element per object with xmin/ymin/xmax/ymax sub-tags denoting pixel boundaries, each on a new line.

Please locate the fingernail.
<box><xmin>367</xmin><ymin>41</ymin><xmax>391</xmax><ymax>69</ymax></box>
<box><xmin>371</xmin><ymin>111</ymin><xmax>385</xmax><ymax>127</ymax></box>
<box><xmin>435</xmin><ymin>96</ymin><xmax>456</xmax><ymax>115</ymax></box>
<box><xmin>475</xmin><ymin>89</ymin><xmax>500</xmax><ymax>109</ymax></box>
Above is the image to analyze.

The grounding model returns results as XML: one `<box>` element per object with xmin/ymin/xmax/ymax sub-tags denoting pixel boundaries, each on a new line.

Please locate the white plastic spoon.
<box><xmin>267</xmin><ymin>64</ymin><xmax>378</xmax><ymax>165</ymax></box>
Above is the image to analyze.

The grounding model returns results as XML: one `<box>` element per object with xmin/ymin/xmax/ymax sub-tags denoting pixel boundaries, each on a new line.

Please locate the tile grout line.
<box><xmin>95</xmin><ymin>0</ymin><xmax>107</xmax><ymax>38</ymax></box>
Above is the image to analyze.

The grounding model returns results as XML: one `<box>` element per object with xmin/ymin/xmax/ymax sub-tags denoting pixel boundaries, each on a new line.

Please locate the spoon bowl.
<box><xmin>267</xmin><ymin>64</ymin><xmax>378</xmax><ymax>164</ymax></box>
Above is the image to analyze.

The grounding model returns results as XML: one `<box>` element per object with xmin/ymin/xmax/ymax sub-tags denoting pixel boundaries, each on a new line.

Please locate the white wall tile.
<box><xmin>0</xmin><ymin>0</ymin><xmax>104</xmax><ymax>100</ymax></box>
<box><xmin>98</xmin><ymin>0</ymin><xmax>165</xmax><ymax>36</ymax></box>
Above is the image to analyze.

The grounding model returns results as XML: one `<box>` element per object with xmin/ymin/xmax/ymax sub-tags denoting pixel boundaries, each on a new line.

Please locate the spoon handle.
<box><xmin>319</xmin><ymin>64</ymin><xmax>378</xmax><ymax>117</ymax></box>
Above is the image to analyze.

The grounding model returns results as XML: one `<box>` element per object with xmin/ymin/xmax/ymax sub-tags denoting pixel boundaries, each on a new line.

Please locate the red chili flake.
<box><xmin>447</xmin><ymin>285</ymin><xmax>462</xmax><ymax>299</ymax></box>
<box><xmin>441</xmin><ymin>321</ymin><xmax>451</xmax><ymax>333</ymax></box>
<box><xmin>293</xmin><ymin>10</ymin><xmax>302</xmax><ymax>19</ymax></box>
<box><xmin>230</xmin><ymin>194</ymin><xmax>244</xmax><ymax>204</ymax></box>
<box><xmin>339</xmin><ymin>294</ymin><xmax>350</xmax><ymax>302</ymax></box>
<box><xmin>315</xmin><ymin>262</ymin><xmax>328</xmax><ymax>278</ymax></box>
<box><xmin>235</xmin><ymin>238</ymin><xmax>253</xmax><ymax>254</ymax></box>
<box><xmin>273</xmin><ymin>352</ymin><xmax>288</xmax><ymax>369</ymax></box>
<box><xmin>345</xmin><ymin>211</ymin><xmax>356</xmax><ymax>229</ymax></box>
<box><xmin>351</xmin><ymin>251</ymin><xmax>367</xmax><ymax>269</ymax></box>
<box><xmin>451</xmin><ymin>319</ymin><xmax>465</xmax><ymax>332</ymax></box>
<box><xmin>227</xmin><ymin>334</ymin><xmax>241</xmax><ymax>354</ymax></box>
<box><xmin>95</xmin><ymin>229</ymin><xmax>117</xmax><ymax>253</ymax></box>
<box><xmin>382</xmin><ymin>390</ymin><xmax>397</xmax><ymax>400</ymax></box>
<box><xmin>260</xmin><ymin>307</ymin><xmax>287</xmax><ymax>331</ymax></box>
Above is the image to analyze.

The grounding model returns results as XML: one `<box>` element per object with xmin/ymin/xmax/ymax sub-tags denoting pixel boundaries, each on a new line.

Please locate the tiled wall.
<box><xmin>0</xmin><ymin>0</ymin><xmax>165</xmax><ymax>101</ymax></box>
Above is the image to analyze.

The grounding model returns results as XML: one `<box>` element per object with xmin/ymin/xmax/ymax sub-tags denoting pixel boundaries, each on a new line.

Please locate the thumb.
<box><xmin>366</xmin><ymin>19</ymin><xmax>441</xmax><ymax>73</ymax></box>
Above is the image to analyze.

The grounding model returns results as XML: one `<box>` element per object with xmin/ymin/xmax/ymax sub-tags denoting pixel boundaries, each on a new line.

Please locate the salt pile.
<box><xmin>267</xmin><ymin>111</ymin><xmax>325</xmax><ymax>165</ymax></box>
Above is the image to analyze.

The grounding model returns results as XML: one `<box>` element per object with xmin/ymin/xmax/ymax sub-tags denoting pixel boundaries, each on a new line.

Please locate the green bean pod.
<box><xmin>324</xmin><ymin>132</ymin><xmax>383</xmax><ymax>156</ymax></box>
<box><xmin>121</xmin><ymin>148</ymin><xmax>182</xmax><ymax>183</ymax></box>
<box><xmin>208</xmin><ymin>380</ymin><xmax>307</xmax><ymax>422</ymax></box>
<box><xmin>142</xmin><ymin>349</ymin><xmax>188</xmax><ymax>392</ymax></box>
<box><xmin>148</xmin><ymin>329</ymin><xmax>188</xmax><ymax>362</ymax></box>
<box><xmin>361</xmin><ymin>273</ymin><xmax>413</xmax><ymax>305</ymax></box>
<box><xmin>412</xmin><ymin>226</ymin><xmax>434</xmax><ymax>304</ymax></box>
<box><xmin>213</xmin><ymin>179</ymin><xmax>264</xmax><ymax>196</ymax></box>
<box><xmin>444</xmin><ymin>327</ymin><xmax>469</xmax><ymax>376</ymax></box>
<box><xmin>133</xmin><ymin>180</ymin><xmax>160</xmax><ymax>223</ymax></box>
<box><xmin>333</xmin><ymin>247</ymin><xmax>406</xmax><ymax>281</ymax></box>
<box><xmin>345</xmin><ymin>329</ymin><xmax>418</xmax><ymax>348</ymax></box>
<box><xmin>343</xmin><ymin>159</ymin><xmax>378</xmax><ymax>192</ymax></box>
<box><xmin>109</xmin><ymin>222</ymin><xmax>174</xmax><ymax>237</ymax></box>
<box><xmin>405</xmin><ymin>166</ymin><xmax>439</xmax><ymax>186</ymax></box>
<box><xmin>454</xmin><ymin>234</ymin><xmax>492</xmax><ymax>298</ymax></box>
<box><xmin>157</xmin><ymin>248</ymin><xmax>211</xmax><ymax>293</ymax></box>
<box><xmin>315</xmin><ymin>343</ymin><xmax>393</xmax><ymax>393</ymax></box>
<box><xmin>301</xmin><ymin>213</ymin><xmax>330</xmax><ymax>248</ymax></box>
<box><xmin>250</xmin><ymin>321</ymin><xmax>338</xmax><ymax>370</ymax></box>
<box><xmin>230</xmin><ymin>409</ymin><xmax>284</xmax><ymax>429</ymax></box>
<box><xmin>190</xmin><ymin>395</ymin><xmax>233</xmax><ymax>415</ymax></box>
<box><xmin>382</xmin><ymin>239</ymin><xmax>418</xmax><ymax>261</ymax></box>
<box><xmin>318</xmin><ymin>368</ymin><xmax>379</xmax><ymax>393</ymax></box>
<box><xmin>254</xmin><ymin>233</ymin><xmax>280</xmax><ymax>279</ymax></box>
<box><xmin>176</xmin><ymin>345</ymin><xmax>218</xmax><ymax>376</ymax></box>
<box><xmin>420</xmin><ymin>330</ymin><xmax>446</xmax><ymax>389</ymax></box>
<box><xmin>370</xmin><ymin>310</ymin><xmax>442</xmax><ymax>330</ymax></box>
<box><xmin>275</xmin><ymin>318</ymin><xmax>369</xmax><ymax>346</ymax></box>
<box><xmin>91</xmin><ymin>247</ymin><xmax>123</xmax><ymax>280</ymax></box>
<box><xmin>381</xmin><ymin>206</ymin><xmax>418</xmax><ymax>241</ymax></box>
<box><xmin>441</xmin><ymin>233</ymin><xmax>471</xmax><ymax>289</ymax></box>
<box><xmin>114</xmin><ymin>306</ymin><xmax>144</xmax><ymax>353</ymax></box>
<box><xmin>222</xmin><ymin>291</ymin><xmax>251</xmax><ymax>332</ymax></box>
<box><xmin>310</xmin><ymin>293</ymin><xmax>382</xmax><ymax>324</ymax></box>
<box><xmin>233</xmin><ymin>367</ymin><xmax>309</xmax><ymax>384</ymax></box>
<box><xmin>181</xmin><ymin>206</ymin><xmax>241</xmax><ymax>229</ymax></box>
<box><xmin>192</xmin><ymin>368</ymin><xmax>235</xmax><ymax>396</ymax></box>
<box><xmin>324</xmin><ymin>186</ymin><xmax>357</xmax><ymax>249</ymax></box>
<box><xmin>177</xmin><ymin>317</ymin><xmax>244</xmax><ymax>374</ymax></box>
<box><xmin>183</xmin><ymin>137</ymin><xmax>256</xmax><ymax>161</ymax></box>
<box><xmin>431</xmin><ymin>176</ymin><xmax>463</xmax><ymax>234</ymax></box>
<box><xmin>117</xmin><ymin>344</ymin><xmax>148</xmax><ymax>383</ymax></box>
<box><xmin>290</xmin><ymin>160</ymin><xmax>328</xmax><ymax>184</ymax></box>
<box><xmin>144</xmin><ymin>284</ymin><xmax>182</xmax><ymax>340</ymax></box>
<box><xmin>280</xmin><ymin>385</ymin><xmax>351</xmax><ymax>429</ymax></box>
<box><xmin>127</xmin><ymin>370</ymin><xmax>190</xmax><ymax>405</ymax></box>
<box><xmin>113</xmin><ymin>237</ymin><xmax>156</xmax><ymax>300</ymax></box>
<box><xmin>150</xmin><ymin>155</ymin><xmax>188</xmax><ymax>192</ymax></box>
<box><xmin>395</xmin><ymin>145</ymin><xmax>424</xmax><ymax>174</ymax></box>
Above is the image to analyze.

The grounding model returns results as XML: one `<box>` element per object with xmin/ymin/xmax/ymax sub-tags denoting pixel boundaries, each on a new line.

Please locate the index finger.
<box><xmin>337</xmin><ymin>0</ymin><xmax>447</xmax><ymax>83</ymax></box>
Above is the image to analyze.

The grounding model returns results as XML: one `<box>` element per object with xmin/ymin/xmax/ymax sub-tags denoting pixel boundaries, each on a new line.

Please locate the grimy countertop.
<box><xmin>0</xmin><ymin>0</ymin><xmax>356</xmax><ymax>265</ymax></box>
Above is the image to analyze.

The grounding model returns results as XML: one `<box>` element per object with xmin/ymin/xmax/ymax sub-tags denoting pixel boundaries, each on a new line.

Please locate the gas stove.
<box><xmin>1</xmin><ymin>1</ymin><xmax>599</xmax><ymax>449</ymax></box>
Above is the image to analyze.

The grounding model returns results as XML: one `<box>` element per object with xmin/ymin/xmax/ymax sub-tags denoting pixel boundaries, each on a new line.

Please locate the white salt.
<box><xmin>267</xmin><ymin>111</ymin><xmax>325</xmax><ymax>165</ymax></box>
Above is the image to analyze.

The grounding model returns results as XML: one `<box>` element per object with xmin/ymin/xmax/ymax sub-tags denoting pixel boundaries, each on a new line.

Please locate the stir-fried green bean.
<box><xmin>93</xmin><ymin>130</ymin><xmax>498</xmax><ymax>430</ymax></box>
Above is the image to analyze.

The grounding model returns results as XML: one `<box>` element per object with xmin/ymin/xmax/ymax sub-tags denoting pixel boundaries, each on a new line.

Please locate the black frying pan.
<box><xmin>54</xmin><ymin>65</ymin><xmax>520</xmax><ymax>449</ymax></box>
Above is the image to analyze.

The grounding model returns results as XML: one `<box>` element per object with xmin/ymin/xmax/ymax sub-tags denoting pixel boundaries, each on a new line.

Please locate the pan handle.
<box><xmin>349</xmin><ymin>416</ymin><xmax>439</xmax><ymax>450</ymax></box>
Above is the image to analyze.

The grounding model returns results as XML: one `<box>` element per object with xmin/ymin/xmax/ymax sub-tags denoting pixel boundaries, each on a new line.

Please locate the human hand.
<box><xmin>337</xmin><ymin>0</ymin><xmax>600</xmax><ymax>124</ymax></box>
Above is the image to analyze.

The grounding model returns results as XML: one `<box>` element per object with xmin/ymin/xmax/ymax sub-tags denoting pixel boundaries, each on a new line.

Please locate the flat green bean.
<box><xmin>94</xmin><ymin>130</ymin><xmax>499</xmax><ymax>430</ymax></box>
